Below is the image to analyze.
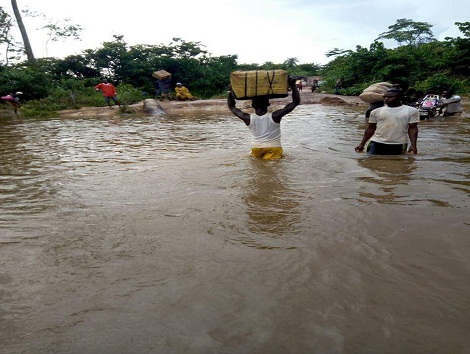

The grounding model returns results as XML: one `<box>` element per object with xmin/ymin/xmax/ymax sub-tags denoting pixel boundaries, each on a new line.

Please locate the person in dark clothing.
<box><xmin>311</xmin><ymin>79</ymin><xmax>319</xmax><ymax>93</ymax></box>
<box><xmin>403</xmin><ymin>88</ymin><xmax>425</xmax><ymax>107</ymax></box>
<box><xmin>365</xmin><ymin>101</ymin><xmax>384</xmax><ymax>119</ymax></box>
<box><xmin>155</xmin><ymin>77</ymin><xmax>172</xmax><ymax>100</ymax></box>
<box><xmin>335</xmin><ymin>78</ymin><xmax>343</xmax><ymax>95</ymax></box>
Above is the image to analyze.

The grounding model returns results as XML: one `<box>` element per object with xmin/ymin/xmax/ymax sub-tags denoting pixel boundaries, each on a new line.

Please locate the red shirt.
<box><xmin>95</xmin><ymin>83</ymin><xmax>117</xmax><ymax>97</ymax></box>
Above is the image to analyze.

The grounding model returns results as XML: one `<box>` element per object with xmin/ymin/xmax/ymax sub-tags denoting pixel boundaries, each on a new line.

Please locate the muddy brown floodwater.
<box><xmin>1</xmin><ymin>103</ymin><xmax>469</xmax><ymax>354</ymax></box>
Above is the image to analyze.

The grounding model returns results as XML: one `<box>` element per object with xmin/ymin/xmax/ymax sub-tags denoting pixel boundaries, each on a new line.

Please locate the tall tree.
<box><xmin>11</xmin><ymin>0</ymin><xmax>34</xmax><ymax>61</ymax></box>
<box><xmin>376</xmin><ymin>18</ymin><xmax>435</xmax><ymax>46</ymax></box>
<box><xmin>42</xmin><ymin>19</ymin><xmax>82</xmax><ymax>57</ymax></box>
<box><xmin>444</xmin><ymin>21</ymin><xmax>470</xmax><ymax>76</ymax></box>
<box><xmin>0</xmin><ymin>7</ymin><xmax>14</xmax><ymax>63</ymax></box>
<box><xmin>326</xmin><ymin>48</ymin><xmax>353</xmax><ymax>57</ymax></box>
<box><xmin>283</xmin><ymin>57</ymin><xmax>299</xmax><ymax>67</ymax></box>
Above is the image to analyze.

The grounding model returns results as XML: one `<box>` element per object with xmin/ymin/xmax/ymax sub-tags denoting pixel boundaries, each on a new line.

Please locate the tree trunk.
<box><xmin>11</xmin><ymin>0</ymin><xmax>35</xmax><ymax>61</ymax></box>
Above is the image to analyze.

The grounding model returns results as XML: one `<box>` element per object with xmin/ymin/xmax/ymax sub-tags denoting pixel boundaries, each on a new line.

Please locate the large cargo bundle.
<box><xmin>359</xmin><ymin>82</ymin><xmax>394</xmax><ymax>103</ymax></box>
<box><xmin>152</xmin><ymin>70</ymin><xmax>172</xmax><ymax>80</ymax></box>
<box><xmin>230</xmin><ymin>70</ymin><xmax>288</xmax><ymax>100</ymax></box>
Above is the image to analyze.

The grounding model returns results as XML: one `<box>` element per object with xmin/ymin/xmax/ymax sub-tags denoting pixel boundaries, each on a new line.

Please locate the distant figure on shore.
<box><xmin>335</xmin><ymin>78</ymin><xmax>343</xmax><ymax>95</ymax></box>
<box><xmin>69</xmin><ymin>91</ymin><xmax>77</xmax><ymax>105</ymax></box>
<box><xmin>95</xmin><ymin>79</ymin><xmax>121</xmax><ymax>108</ymax></box>
<box><xmin>311</xmin><ymin>79</ymin><xmax>319</xmax><ymax>93</ymax></box>
<box><xmin>355</xmin><ymin>88</ymin><xmax>419</xmax><ymax>155</ymax></box>
<box><xmin>227</xmin><ymin>76</ymin><xmax>300</xmax><ymax>160</ymax></box>
<box><xmin>296</xmin><ymin>79</ymin><xmax>303</xmax><ymax>92</ymax></box>
<box><xmin>1</xmin><ymin>92</ymin><xmax>22</xmax><ymax>114</ymax></box>
<box><xmin>437</xmin><ymin>90</ymin><xmax>463</xmax><ymax>117</ymax></box>
<box><xmin>174</xmin><ymin>83</ymin><xmax>194</xmax><ymax>101</ymax></box>
<box><xmin>156</xmin><ymin>76</ymin><xmax>172</xmax><ymax>100</ymax></box>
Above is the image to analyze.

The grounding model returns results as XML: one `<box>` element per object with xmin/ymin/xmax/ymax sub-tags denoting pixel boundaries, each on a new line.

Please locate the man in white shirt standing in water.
<box><xmin>227</xmin><ymin>76</ymin><xmax>300</xmax><ymax>160</ymax></box>
<box><xmin>355</xmin><ymin>88</ymin><xmax>419</xmax><ymax>155</ymax></box>
<box><xmin>437</xmin><ymin>90</ymin><xmax>463</xmax><ymax>117</ymax></box>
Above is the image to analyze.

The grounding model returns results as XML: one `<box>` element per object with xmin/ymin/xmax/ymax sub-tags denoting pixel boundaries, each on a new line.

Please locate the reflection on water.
<box><xmin>240</xmin><ymin>159</ymin><xmax>301</xmax><ymax>248</ymax></box>
<box><xmin>1</xmin><ymin>106</ymin><xmax>469</xmax><ymax>353</ymax></box>
<box><xmin>357</xmin><ymin>155</ymin><xmax>417</xmax><ymax>185</ymax></box>
<box><xmin>356</xmin><ymin>156</ymin><xmax>418</xmax><ymax>204</ymax></box>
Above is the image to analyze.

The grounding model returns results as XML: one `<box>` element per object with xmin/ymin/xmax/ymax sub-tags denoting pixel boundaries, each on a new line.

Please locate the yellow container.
<box><xmin>230</xmin><ymin>70</ymin><xmax>288</xmax><ymax>100</ymax></box>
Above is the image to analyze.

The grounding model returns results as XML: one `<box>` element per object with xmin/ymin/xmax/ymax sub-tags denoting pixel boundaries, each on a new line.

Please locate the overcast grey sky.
<box><xmin>6</xmin><ymin>0</ymin><xmax>470</xmax><ymax>64</ymax></box>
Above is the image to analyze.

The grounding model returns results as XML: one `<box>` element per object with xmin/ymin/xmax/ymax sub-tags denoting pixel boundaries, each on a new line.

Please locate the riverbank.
<box><xmin>57</xmin><ymin>92</ymin><xmax>368</xmax><ymax>118</ymax></box>
<box><xmin>4</xmin><ymin>92</ymin><xmax>468</xmax><ymax>119</ymax></box>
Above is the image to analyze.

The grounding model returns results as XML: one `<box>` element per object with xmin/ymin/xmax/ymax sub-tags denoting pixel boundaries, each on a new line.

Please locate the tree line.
<box><xmin>323</xmin><ymin>19</ymin><xmax>470</xmax><ymax>97</ymax></box>
<box><xmin>1</xmin><ymin>3</ymin><xmax>469</xmax><ymax>115</ymax></box>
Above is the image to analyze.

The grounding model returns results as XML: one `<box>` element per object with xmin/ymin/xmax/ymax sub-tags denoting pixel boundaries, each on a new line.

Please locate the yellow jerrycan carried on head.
<box><xmin>230</xmin><ymin>70</ymin><xmax>289</xmax><ymax>100</ymax></box>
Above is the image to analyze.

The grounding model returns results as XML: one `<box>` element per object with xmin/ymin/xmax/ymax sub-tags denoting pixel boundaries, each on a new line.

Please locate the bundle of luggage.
<box><xmin>359</xmin><ymin>82</ymin><xmax>394</xmax><ymax>103</ymax></box>
<box><xmin>152</xmin><ymin>70</ymin><xmax>172</xmax><ymax>80</ymax></box>
<box><xmin>230</xmin><ymin>70</ymin><xmax>289</xmax><ymax>100</ymax></box>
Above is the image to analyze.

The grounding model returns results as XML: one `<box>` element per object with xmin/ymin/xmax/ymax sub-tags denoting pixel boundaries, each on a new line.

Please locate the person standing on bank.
<box><xmin>335</xmin><ymin>77</ymin><xmax>343</xmax><ymax>95</ymax></box>
<box><xmin>95</xmin><ymin>79</ymin><xmax>121</xmax><ymax>108</ymax></box>
<box><xmin>227</xmin><ymin>76</ymin><xmax>301</xmax><ymax>160</ymax></box>
<box><xmin>155</xmin><ymin>76</ymin><xmax>172</xmax><ymax>100</ymax></box>
<box><xmin>311</xmin><ymin>79</ymin><xmax>319</xmax><ymax>93</ymax></box>
<box><xmin>355</xmin><ymin>88</ymin><xmax>419</xmax><ymax>155</ymax></box>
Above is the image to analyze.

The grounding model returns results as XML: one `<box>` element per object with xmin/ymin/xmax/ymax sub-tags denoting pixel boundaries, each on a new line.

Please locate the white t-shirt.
<box><xmin>369</xmin><ymin>105</ymin><xmax>419</xmax><ymax>144</ymax></box>
<box><xmin>443</xmin><ymin>95</ymin><xmax>463</xmax><ymax>114</ymax></box>
<box><xmin>249</xmin><ymin>112</ymin><xmax>281</xmax><ymax>148</ymax></box>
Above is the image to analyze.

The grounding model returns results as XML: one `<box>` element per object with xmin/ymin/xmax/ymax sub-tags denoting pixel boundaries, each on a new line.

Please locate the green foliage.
<box><xmin>20</xmin><ymin>100</ymin><xmax>68</xmax><ymax>118</ymax></box>
<box><xmin>42</xmin><ymin>18</ymin><xmax>82</xmax><ymax>57</ymax></box>
<box><xmin>288</xmin><ymin>63</ymin><xmax>321</xmax><ymax>78</ymax></box>
<box><xmin>321</xmin><ymin>21</ymin><xmax>470</xmax><ymax>95</ymax></box>
<box><xmin>283</xmin><ymin>57</ymin><xmax>299</xmax><ymax>68</ymax></box>
<box><xmin>0</xmin><ymin>63</ymin><xmax>53</xmax><ymax>99</ymax></box>
<box><xmin>376</xmin><ymin>18</ymin><xmax>435</xmax><ymax>46</ymax></box>
<box><xmin>115</xmin><ymin>83</ymin><xmax>145</xmax><ymax>105</ymax></box>
<box><xmin>443</xmin><ymin>22</ymin><xmax>470</xmax><ymax>77</ymax></box>
<box><xmin>414</xmin><ymin>73</ymin><xmax>463</xmax><ymax>94</ymax></box>
<box><xmin>326</xmin><ymin>48</ymin><xmax>353</xmax><ymax>58</ymax></box>
<box><xmin>0</xmin><ymin>6</ymin><xmax>18</xmax><ymax>64</ymax></box>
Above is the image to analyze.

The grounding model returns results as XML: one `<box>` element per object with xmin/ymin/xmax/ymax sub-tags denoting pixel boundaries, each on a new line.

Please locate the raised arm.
<box><xmin>272</xmin><ymin>76</ymin><xmax>301</xmax><ymax>123</ymax></box>
<box><xmin>227</xmin><ymin>91</ymin><xmax>250</xmax><ymax>125</ymax></box>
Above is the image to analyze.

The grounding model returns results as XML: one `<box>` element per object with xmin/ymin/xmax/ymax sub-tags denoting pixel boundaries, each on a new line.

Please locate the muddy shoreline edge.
<box><xmin>57</xmin><ymin>92</ymin><xmax>368</xmax><ymax>118</ymax></box>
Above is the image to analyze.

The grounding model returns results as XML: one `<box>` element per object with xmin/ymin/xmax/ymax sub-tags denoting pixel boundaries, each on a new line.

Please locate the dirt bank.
<box><xmin>57</xmin><ymin>92</ymin><xmax>368</xmax><ymax>118</ymax></box>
